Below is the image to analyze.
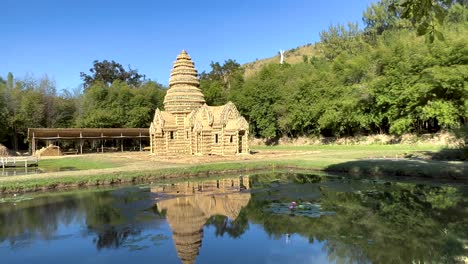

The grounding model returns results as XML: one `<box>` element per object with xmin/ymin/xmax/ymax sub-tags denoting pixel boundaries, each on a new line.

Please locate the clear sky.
<box><xmin>1</xmin><ymin>0</ymin><xmax>375</xmax><ymax>90</ymax></box>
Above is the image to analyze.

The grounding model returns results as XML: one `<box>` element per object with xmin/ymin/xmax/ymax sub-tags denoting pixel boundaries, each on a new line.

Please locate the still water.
<box><xmin>0</xmin><ymin>173</ymin><xmax>467</xmax><ymax>264</ymax></box>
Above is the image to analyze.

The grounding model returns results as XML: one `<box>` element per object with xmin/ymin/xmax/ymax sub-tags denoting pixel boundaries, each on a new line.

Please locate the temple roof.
<box><xmin>164</xmin><ymin>50</ymin><xmax>206</xmax><ymax>114</ymax></box>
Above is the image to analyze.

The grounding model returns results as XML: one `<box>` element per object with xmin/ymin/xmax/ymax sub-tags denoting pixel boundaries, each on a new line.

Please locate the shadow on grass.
<box><xmin>324</xmin><ymin>158</ymin><xmax>467</xmax><ymax>181</ymax></box>
<box><xmin>407</xmin><ymin>148</ymin><xmax>466</xmax><ymax>161</ymax></box>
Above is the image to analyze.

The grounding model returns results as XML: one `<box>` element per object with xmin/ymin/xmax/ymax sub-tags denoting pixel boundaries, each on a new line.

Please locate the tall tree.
<box><xmin>76</xmin><ymin>80</ymin><xmax>165</xmax><ymax>128</ymax></box>
<box><xmin>390</xmin><ymin>0</ymin><xmax>467</xmax><ymax>42</ymax></box>
<box><xmin>80</xmin><ymin>60</ymin><xmax>145</xmax><ymax>89</ymax></box>
<box><xmin>319</xmin><ymin>23</ymin><xmax>366</xmax><ymax>60</ymax></box>
<box><xmin>363</xmin><ymin>0</ymin><xmax>411</xmax><ymax>36</ymax></box>
<box><xmin>199</xmin><ymin>60</ymin><xmax>244</xmax><ymax>105</ymax></box>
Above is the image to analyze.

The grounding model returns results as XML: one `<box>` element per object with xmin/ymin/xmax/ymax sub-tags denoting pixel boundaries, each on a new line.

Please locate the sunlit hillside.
<box><xmin>243</xmin><ymin>43</ymin><xmax>322</xmax><ymax>78</ymax></box>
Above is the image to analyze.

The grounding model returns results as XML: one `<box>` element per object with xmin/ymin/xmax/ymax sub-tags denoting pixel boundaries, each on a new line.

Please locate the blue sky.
<box><xmin>1</xmin><ymin>0</ymin><xmax>376</xmax><ymax>90</ymax></box>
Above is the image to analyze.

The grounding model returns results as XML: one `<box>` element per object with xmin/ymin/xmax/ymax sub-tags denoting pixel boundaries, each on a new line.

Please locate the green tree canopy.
<box><xmin>80</xmin><ymin>60</ymin><xmax>145</xmax><ymax>89</ymax></box>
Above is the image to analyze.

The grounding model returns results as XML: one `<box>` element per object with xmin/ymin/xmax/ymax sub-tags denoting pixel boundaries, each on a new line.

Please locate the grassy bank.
<box><xmin>39</xmin><ymin>156</ymin><xmax>118</xmax><ymax>171</ymax></box>
<box><xmin>1</xmin><ymin>158</ymin><xmax>466</xmax><ymax>195</ymax></box>
<box><xmin>0</xmin><ymin>162</ymin><xmax>277</xmax><ymax>194</ymax></box>
<box><xmin>0</xmin><ymin>144</ymin><xmax>466</xmax><ymax>194</ymax></box>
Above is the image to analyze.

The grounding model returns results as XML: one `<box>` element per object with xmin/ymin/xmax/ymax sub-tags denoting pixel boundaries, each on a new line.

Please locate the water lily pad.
<box><xmin>264</xmin><ymin>202</ymin><xmax>335</xmax><ymax>218</ymax></box>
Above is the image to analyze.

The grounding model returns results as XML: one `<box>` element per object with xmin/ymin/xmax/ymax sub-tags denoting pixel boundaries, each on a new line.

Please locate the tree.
<box><xmin>319</xmin><ymin>23</ymin><xmax>366</xmax><ymax>60</ymax></box>
<box><xmin>199</xmin><ymin>59</ymin><xmax>244</xmax><ymax>105</ymax></box>
<box><xmin>6</xmin><ymin>72</ymin><xmax>14</xmax><ymax>90</ymax></box>
<box><xmin>76</xmin><ymin>80</ymin><xmax>165</xmax><ymax>128</ymax></box>
<box><xmin>0</xmin><ymin>77</ymin><xmax>7</xmax><ymax>144</ymax></box>
<box><xmin>80</xmin><ymin>60</ymin><xmax>145</xmax><ymax>89</ymax></box>
<box><xmin>389</xmin><ymin>0</ymin><xmax>466</xmax><ymax>42</ymax></box>
<box><xmin>363</xmin><ymin>0</ymin><xmax>411</xmax><ymax>37</ymax></box>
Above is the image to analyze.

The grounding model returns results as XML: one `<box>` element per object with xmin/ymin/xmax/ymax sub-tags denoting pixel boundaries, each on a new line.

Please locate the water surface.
<box><xmin>0</xmin><ymin>173</ymin><xmax>466</xmax><ymax>263</ymax></box>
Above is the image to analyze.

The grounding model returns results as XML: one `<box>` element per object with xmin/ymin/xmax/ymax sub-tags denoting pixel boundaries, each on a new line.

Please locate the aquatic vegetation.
<box><xmin>0</xmin><ymin>195</ymin><xmax>34</xmax><ymax>204</ymax></box>
<box><xmin>264</xmin><ymin>202</ymin><xmax>335</xmax><ymax>218</ymax></box>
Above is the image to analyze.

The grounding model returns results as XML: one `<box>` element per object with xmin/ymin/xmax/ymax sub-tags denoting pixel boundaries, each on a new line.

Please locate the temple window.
<box><xmin>230</xmin><ymin>135</ymin><xmax>233</xmax><ymax>143</ymax></box>
<box><xmin>215</xmin><ymin>134</ymin><xmax>218</xmax><ymax>144</ymax></box>
<box><xmin>170</xmin><ymin>131</ymin><xmax>174</xmax><ymax>140</ymax></box>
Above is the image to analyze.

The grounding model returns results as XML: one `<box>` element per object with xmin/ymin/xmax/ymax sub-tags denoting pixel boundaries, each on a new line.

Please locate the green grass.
<box><xmin>38</xmin><ymin>157</ymin><xmax>118</xmax><ymax>171</ymax></box>
<box><xmin>1</xmin><ymin>158</ymin><xmax>466</xmax><ymax>194</ymax></box>
<box><xmin>1</xmin><ymin>144</ymin><xmax>465</xmax><ymax>194</ymax></box>
<box><xmin>0</xmin><ymin>161</ymin><xmax>276</xmax><ymax>193</ymax></box>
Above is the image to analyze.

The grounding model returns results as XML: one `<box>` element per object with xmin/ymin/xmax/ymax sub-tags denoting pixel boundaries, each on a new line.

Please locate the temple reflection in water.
<box><xmin>152</xmin><ymin>176</ymin><xmax>251</xmax><ymax>264</ymax></box>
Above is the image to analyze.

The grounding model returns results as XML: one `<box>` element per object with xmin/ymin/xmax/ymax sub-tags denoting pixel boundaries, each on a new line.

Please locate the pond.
<box><xmin>0</xmin><ymin>172</ymin><xmax>467</xmax><ymax>263</ymax></box>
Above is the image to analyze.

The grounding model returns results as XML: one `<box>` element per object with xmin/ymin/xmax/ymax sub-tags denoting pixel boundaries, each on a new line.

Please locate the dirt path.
<box><xmin>2</xmin><ymin>148</ymin><xmax>465</xmax><ymax>184</ymax></box>
<box><xmin>0</xmin><ymin>150</ymin><xmax>320</xmax><ymax>183</ymax></box>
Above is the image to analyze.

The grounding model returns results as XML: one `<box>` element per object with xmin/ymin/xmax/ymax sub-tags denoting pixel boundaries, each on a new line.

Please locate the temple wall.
<box><xmin>210</xmin><ymin>129</ymin><xmax>221</xmax><ymax>155</ymax></box>
<box><xmin>201</xmin><ymin>130</ymin><xmax>212</xmax><ymax>155</ymax></box>
<box><xmin>222</xmin><ymin>131</ymin><xmax>238</xmax><ymax>155</ymax></box>
<box><xmin>153</xmin><ymin>134</ymin><xmax>167</xmax><ymax>156</ymax></box>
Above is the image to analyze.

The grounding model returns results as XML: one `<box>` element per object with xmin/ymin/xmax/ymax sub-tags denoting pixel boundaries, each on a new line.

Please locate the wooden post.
<box><xmin>150</xmin><ymin>133</ymin><xmax>153</xmax><ymax>154</ymax></box>
<box><xmin>139</xmin><ymin>132</ymin><xmax>142</xmax><ymax>151</ymax></box>
<box><xmin>246</xmin><ymin>131</ymin><xmax>249</xmax><ymax>154</ymax></box>
<box><xmin>121</xmin><ymin>133</ymin><xmax>123</xmax><ymax>152</ymax></box>
<box><xmin>32</xmin><ymin>132</ymin><xmax>36</xmax><ymax>155</ymax></box>
<box><xmin>80</xmin><ymin>132</ymin><xmax>83</xmax><ymax>154</ymax></box>
<box><xmin>101</xmin><ymin>133</ymin><xmax>104</xmax><ymax>153</ymax></box>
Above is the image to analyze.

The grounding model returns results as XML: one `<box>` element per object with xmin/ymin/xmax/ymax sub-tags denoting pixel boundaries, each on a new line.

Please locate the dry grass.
<box><xmin>0</xmin><ymin>144</ymin><xmax>10</xmax><ymax>157</ymax></box>
<box><xmin>243</xmin><ymin>44</ymin><xmax>320</xmax><ymax>78</ymax></box>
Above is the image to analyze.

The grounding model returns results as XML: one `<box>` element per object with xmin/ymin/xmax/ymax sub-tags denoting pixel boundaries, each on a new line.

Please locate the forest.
<box><xmin>0</xmin><ymin>0</ymin><xmax>467</xmax><ymax>150</ymax></box>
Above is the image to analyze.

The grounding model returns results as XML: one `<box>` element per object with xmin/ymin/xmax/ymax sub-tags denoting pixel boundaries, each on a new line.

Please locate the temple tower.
<box><xmin>150</xmin><ymin>50</ymin><xmax>249</xmax><ymax>156</ymax></box>
<box><xmin>164</xmin><ymin>50</ymin><xmax>205</xmax><ymax>114</ymax></box>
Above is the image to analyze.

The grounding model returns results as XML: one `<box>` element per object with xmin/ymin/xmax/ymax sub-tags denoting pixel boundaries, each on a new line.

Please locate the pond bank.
<box><xmin>1</xmin><ymin>153</ymin><xmax>467</xmax><ymax>194</ymax></box>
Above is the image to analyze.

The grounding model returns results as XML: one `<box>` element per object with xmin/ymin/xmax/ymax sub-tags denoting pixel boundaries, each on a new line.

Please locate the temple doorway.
<box><xmin>238</xmin><ymin>131</ymin><xmax>245</xmax><ymax>153</ymax></box>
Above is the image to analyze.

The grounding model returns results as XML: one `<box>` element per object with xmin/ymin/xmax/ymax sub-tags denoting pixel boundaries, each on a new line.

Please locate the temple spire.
<box><xmin>163</xmin><ymin>50</ymin><xmax>205</xmax><ymax>113</ymax></box>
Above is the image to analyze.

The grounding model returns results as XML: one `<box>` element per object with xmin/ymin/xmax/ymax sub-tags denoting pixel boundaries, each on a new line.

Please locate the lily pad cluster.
<box><xmin>264</xmin><ymin>202</ymin><xmax>335</xmax><ymax>218</ymax></box>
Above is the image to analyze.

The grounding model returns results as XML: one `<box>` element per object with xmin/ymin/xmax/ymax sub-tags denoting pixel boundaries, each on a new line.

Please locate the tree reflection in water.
<box><xmin>243</xmin><ymin>173</ymin><xmax>468</xmax><ymax>263</ymax></box>
<box><xmin>0</xmin><ymin>186</ymin><xmax>164</xmax><ymax>250</ymax></box>
<box><xmin>0</xmin><ymin>173</ymin><xmax>466</xmax><ymax>264</ymax></box>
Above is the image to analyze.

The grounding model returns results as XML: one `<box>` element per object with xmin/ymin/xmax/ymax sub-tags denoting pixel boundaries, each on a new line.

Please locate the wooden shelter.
<box><xmin>27</xmin><ymin>128</ymin><xmax>149</xmax><ymax>154</ymax></box>
<box><xmin>149</xmin><ymin>50</ymin><xmax>249</xmax><ymax>156</ymax></box>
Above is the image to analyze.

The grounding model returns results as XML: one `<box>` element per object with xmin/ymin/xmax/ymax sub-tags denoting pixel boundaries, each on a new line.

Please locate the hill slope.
<box><xmin>243</xmin><ymin>43</ymin><xmax>321</xmax><ymax>78</ymax></box>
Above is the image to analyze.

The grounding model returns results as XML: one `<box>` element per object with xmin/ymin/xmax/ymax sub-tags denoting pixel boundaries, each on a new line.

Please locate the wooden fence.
<box><xmin>0</xmin><ymin>156</ymin><xmax>39</xmax><ymax>168</ymax></box>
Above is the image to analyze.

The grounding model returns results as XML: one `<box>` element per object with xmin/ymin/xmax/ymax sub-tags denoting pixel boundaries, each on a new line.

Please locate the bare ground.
<box><xmin>1</xmin><ymin>148</ymin><xmax>466</xmax><ymax>184</ymax></box>
<box><xmin>0</xmin><ymin>150</ymin><xmax>319</xmax><ymax>183</ymax></box>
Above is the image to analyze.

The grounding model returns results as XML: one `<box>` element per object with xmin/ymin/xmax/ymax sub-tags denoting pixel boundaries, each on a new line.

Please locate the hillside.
<box><xmin>243</xmin><ymin>43</ymin><xmax>321</xmax><ymax>78</ymax></box>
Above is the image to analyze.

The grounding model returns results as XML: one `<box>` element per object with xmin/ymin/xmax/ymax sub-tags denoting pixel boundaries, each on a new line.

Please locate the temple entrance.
<box><xmin>238</xmin><ymin>131</ymin><xmax>245</xmax><ymax>153</ymax></box>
